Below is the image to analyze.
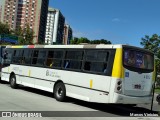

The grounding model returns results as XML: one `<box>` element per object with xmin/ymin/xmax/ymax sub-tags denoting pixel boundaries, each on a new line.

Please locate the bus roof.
<box><xmin>5</xmin><ymin>44</ymin><xmax>128</xmax><ymax>49</ymax></box>
<box><xmin>6</xmin><ymin>44</ymin><xmax>153</xmax><ymax>54</ymax></box>
<box><xmin>5</xmin><ymin>44</ymin><xmax>153</xmax><ymax>53</ymax></box>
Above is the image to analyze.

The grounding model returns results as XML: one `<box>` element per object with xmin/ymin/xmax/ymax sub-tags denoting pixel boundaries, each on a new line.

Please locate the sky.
<box><xmin>49</xmin><ymin>0</ymin><xmax>160</xmax><ymax>47</ymax></box>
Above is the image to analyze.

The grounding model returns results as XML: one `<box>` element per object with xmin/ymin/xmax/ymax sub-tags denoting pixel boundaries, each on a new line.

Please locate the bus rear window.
<box><xmin>123</xmin><ymin>49</ymin><xmax>154</xmax><ymax>70</ymax></box>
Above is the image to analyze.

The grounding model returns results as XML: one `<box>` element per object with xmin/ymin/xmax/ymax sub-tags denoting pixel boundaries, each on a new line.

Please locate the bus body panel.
<box><xmin>2</xmin><ymin>64</ymin><xmax>111</xmax><ymax>103</ymax></box>
<box><xmin>112</xmin><ymin>93</ymin><xmax>152</xmax><ymax>104</ymax></box>
<box><xmin>123</xmin><ymin>69</ymin><xmax>153</xmax><ymax>96</ymax></box>
<box><xmin>110</xmin><ymin>46</ymin><xmax>154</xmax><ymax>104</ymax></box>
<box><xmin>1</xmin><ymin>66</ymin><xmax>10</xmax><ymax>82</ymax></box>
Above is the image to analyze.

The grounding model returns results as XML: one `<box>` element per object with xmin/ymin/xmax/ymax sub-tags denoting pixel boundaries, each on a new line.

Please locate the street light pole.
<box><xmin>151</xmin><ymin>70</ymin><xmax>157</xmax><ymax>111</ymax></box>
<box><xmin>151</xmin><ymin>56</ymin><xmax>159</xmax><ymax>111</ymax></box>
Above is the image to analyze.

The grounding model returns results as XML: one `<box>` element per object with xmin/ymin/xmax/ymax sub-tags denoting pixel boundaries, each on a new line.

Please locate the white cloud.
<box><xmin>112</xmin><ymin>18</ymin><xmax>120</xmax><ymax>22</ymax></box>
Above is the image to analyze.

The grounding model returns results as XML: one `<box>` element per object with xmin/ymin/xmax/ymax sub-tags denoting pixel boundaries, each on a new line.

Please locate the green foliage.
<box><xmin>70</xmin><ymin>37</ymin><xmax>79</xmax><ymax>44</ymax></box>
<box><xmin>70</xmin><ymin>37</ymin><xmax>111</xmax><ymax>45</ymax></box>
<box><xmin>0</xmin><ymin>22</ymin><xmax>11</xmax><ymax>35</ymax></box>
<box><xmin>140</xmin><ymin>34</ymin><xmax>160</xmax><ymax>73</ymax></box>
<box><xmin>90</xmin><ymin>39</ymin><xmax>111</xmax><ymax>44</ymax></box>
<box><xmin>14</xmin><ymin>26</ymin><xmax>23</xmax><ymax>36</ymax></box>
<box><xmin>23</xmin><ymin>24</ymin><xmax>34</xmax><ymax>44</ymax></box>
<box><xmin>0</xmin><ymin>22</ymin><xmax>13</xmax><ymax>44</ymax></box>
<box><xmin>77</xmin><ymin>37</ymin><xmax>90</xmax><ymax>44</ymax></box>
<box><xmin>0</xmin><ymin>22</ymin><xmax>35</xmax><ymax>45</ymax></box>
<box><xmin>155</xmin><ymin>87</ymin><xmax>160</xmax><ymax>94</ymax></box>
<box><xmin>13</xmin><ymin>24</ymin><xmax>34</xmax><ymax>45</ymax></box>
<box><xmin>141</xmin><ymin>34</ymin><xmax>160</xmax><ymax>54</ymax></box>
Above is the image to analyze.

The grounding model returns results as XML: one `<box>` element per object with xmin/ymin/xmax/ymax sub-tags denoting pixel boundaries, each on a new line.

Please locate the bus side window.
<box><xmin>64</xmin><ymin>60</ymin><xmax>70</xmax><ymax>68</ymax></box>
<box><xmin>46</xmin><ymin>51</ymin><xmax>54</xmax><ymax>67</ymax></box>
<box><xmin>32</xmin><ymin>50</ymin><xmax>39</xmax><ymax>65</ymax></box>
<box><xmin>84</xmin><ymin>50</ymin><xmax>109</xmax><ymax>74</ymax></box>
<box><xmin>46</xmin><ymin>50</ymin><xmax>63</xmax><ymax>68</ymax></box>
<box><xmin>12</xmin><ymin>49</ymin><xmax>24</xmax><ymax>64</ymax></box>
<box><xmin>103</xmin><ymin>63</ymin><xmax>108</xmax><ymax>73</ymax></box>
<box><xmin>21</xmin><ymin>57</ymin><xmax>25</xmax><ymax>64</ymax></box>
<box><xmin>36</xmin><ymin>50</ymin><xmax>46</xmax><ymax>66</ymax></box>
<box><xmin>63</xmin><ymin>50</ymin><xmax>83</xmax><ymax>70</ymax></box>
<box><xmin>23</xmin><ymin>49</ymin><xmax>32</xmax><ymax>65</ymax></box>
<box><xmin>84</xmin><ymin>62</ymin><xmax>91</xmax><ymax>71</ymax></box>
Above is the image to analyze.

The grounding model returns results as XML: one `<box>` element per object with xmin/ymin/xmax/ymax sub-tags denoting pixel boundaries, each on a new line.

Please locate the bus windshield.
<box><xmin>123</xmin><ymin>49</ymin><xmax>154</xmax><ymax>71</ymax></box>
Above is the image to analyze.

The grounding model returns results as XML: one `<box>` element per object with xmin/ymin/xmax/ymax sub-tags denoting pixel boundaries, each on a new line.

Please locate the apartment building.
<box><xmin>63</xmin><ymin>24</ymin><xmax>73</xmax><ymax>45</ymax></box>
<box><xmin>45</xmin><ymin>7</ymin><xmax>65</xmax><ymax>45</ymax></box>
<box><xmin>1</xmin><ymin>0</ymin><xmax>49</xmax><ymax>43</ymax></box>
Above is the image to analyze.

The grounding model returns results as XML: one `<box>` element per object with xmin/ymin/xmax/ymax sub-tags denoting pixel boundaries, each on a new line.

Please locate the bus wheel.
<box><xmin>54</xmin><ymin>82</ymin><xmax>66</xmax><ymax>102</ymax></box>
<box><xmin>10</xmin><ymin>75</ymin><xmax>17</xmax><ymax>89</ymax></box>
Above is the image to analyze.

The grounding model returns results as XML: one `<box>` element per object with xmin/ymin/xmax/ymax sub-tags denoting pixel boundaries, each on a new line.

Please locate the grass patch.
<box><xmin>155</xmin><ymin>87</ymin><xmax>160</xmax><ymax>94</ymax></box>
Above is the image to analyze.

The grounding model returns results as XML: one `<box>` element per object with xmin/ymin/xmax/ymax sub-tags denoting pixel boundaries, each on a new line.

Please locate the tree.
<box><xmin>70</xmin><ymin>37</ymin><xmax>112</xmax><ymax>45</ymax></box>
<box><xmin>141</xmin><ymin>34</ymin><xmax>160</xmax><ymax>53</ymax></box>
<box><xmin>0</xmin><ymin>22</ymin><xmax>16</xmax><ymax>45</ymax></box>
<box><xmin>0</xmin><ymin>22</ymin><xmax>35</xmax><ymax>45</ymax></box>
<box><xmin>77</xmin><ymin>37</ymin><xmax>90</xmax><ymax>44</ymax></box>
<box><xmin>90</xmin><ymin>39</ymin><xmax>111</xmax><ymax>44</ymax></box>
<box><xmin>23</xmin><ymin>24</ymin><xmax>34</xmax><ymax>44</ymax></box>
<box><xmin>70</xmin><ymin>37</ymin><xmax>79</xmax><ymax>44</ymax></box>
<box><xmin>13</xmin><ymin>24</ymin><xmax>34</xmax><ymax>45</ymax></box>
<box><xmin>14</xmin><ymin>26</ymin><xmax>25</xmax><ymax>44</ymax></box>
<box><xmin>140</xmin><ymin>34</ymin><xmax>160</xmax><ymax>73</ymax></box>
<box><xmin>0</xmin><ymin>22</ymin><xmax>11</xmax><ymax>35</ymax></box>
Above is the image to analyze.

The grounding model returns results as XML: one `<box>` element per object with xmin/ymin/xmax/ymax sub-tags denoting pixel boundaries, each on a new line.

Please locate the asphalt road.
<box><xmin>0</xmin><ymin>81</ymin><xmax>159</xmax><ymax>119</ymax></box>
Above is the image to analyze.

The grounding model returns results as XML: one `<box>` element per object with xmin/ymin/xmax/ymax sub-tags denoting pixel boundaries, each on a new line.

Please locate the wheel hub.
<box><xmin>11</xmin><ymin>78</ymin><xmax>15</xmax><ymax>85</ymax></box>
<box><xmin>57</xmin><ymin>87</ymin><xmax>63</xmax><ymax>96</ymax></box>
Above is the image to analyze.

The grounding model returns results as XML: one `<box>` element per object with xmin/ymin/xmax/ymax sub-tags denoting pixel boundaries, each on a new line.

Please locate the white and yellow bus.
<box><xmin>0</xmin><ymin>44</ymin><xmax>155</xmax><ymax>104</ymax></box>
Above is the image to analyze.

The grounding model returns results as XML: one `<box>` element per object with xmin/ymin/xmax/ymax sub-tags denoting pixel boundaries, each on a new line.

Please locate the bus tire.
<box><xmin>10</xmin><ymin>74</ymin><xmax>17</xmax><ymax>89</ymax></box>
<box><xmin>54</xmin><ymin>82</ymin><xmax>66</xmax><ymax>102</ymax></box>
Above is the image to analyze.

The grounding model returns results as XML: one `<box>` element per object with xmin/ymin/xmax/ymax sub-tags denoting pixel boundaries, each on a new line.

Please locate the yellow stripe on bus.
<box><xmin>90</xmin><ymin>80</ymin><xmax>93</xmax><ymax>88</ymax></box>
<box><xmin>28</xmin><ymin>70</ymin><xmax>31</xmax><ymax>77</ymax></box>
<box><xmin>112</xmin><ymin>48</ymin><xmax>124</xmax><ymax>79</ymax></box>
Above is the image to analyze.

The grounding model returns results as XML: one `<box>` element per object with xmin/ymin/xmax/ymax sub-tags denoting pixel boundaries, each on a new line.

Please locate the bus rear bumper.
<box><xmin>112</xmin><ymin>93</ymin><xmax>152</xmax><ymax>104</ymax></box>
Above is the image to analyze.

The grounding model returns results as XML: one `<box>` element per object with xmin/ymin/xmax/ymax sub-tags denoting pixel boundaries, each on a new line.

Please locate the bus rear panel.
<box><xmin>111</xmin><ymin>45</ymin><xmax>154</xmax><ymax>104</ymax></box>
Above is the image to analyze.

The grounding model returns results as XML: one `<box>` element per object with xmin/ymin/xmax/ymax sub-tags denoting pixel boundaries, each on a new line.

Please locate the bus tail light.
<box><xmin>115</xmin><ymin>79</ymin><xmax>122</xmax><ymax>94</ymax></box>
